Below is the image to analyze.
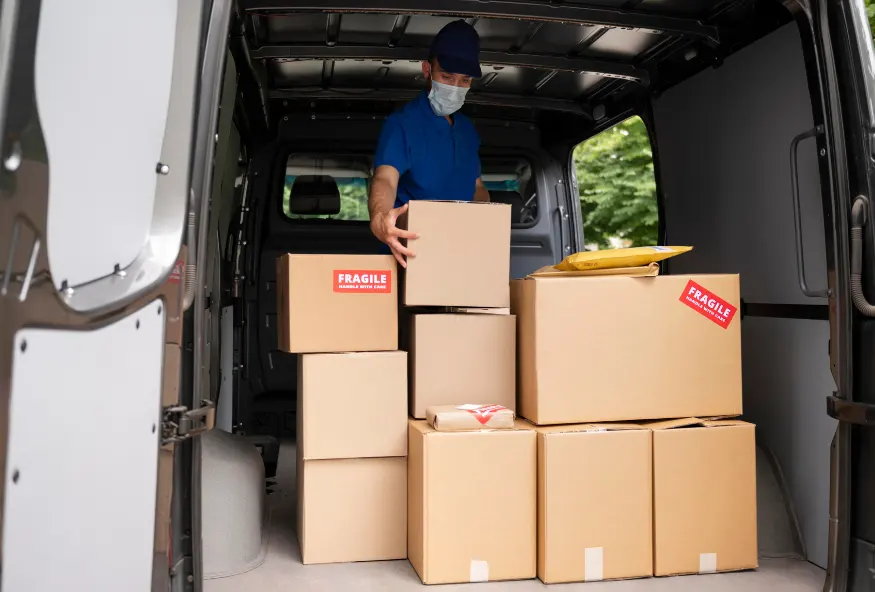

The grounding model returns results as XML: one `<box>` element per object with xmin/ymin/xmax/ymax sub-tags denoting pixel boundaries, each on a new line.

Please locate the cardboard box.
<box><xmin>409</xmin><ymin>313</ymin><xmax>515</xmax><ymax>419</ymax></box>
<box><xmin>276</xmin><ymin>254</ymin><xmax>397</xmax><ymax>353</ymax></box>
<box><xmin>511</xmin><ymin>274</ymin><xmax>742</xmax><ymax>424</ymax></box>
<box><xmin>426</xmin><ymin>404</ymin><xmax>515</xmax><ymax>431</ymax></box>
<box><xmin>650</xmin><ymin>418</ymin><xmax>758</xmax><ymax>576</ymax></box>
<box><xmin>401</xmin><ymin>201</ymin><xmax>511</xmax><ymax>307</ymax></box>
<box><xmin>408</xmin><ymin>419</ymin><xmax>536</xmax><ymax>584</ymax></box>
<box><xmin>297</xmin><ymin>456</ymin><xmax>407</xmax><ymax>564</ymax></box>
<box><xmin>298</xmin><ymin>352</ymin><xmax>408</xmax><ymax>459</ymax></box>
<box><xmin>536</xmin><ymin>424</ymin><xmax>652</xmax><ymax>583</ymax></box>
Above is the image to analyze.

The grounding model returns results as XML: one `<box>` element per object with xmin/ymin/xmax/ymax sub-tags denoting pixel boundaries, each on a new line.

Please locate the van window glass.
<box><xmin>282</xmin><ymin>176</ymin><xmax>369</xmax><ymax>221</ymax></box>
<box><xmin>282</xmin><ymin>155</ymin><xmax>371</xmax><ymax>221</ymax></box>
<box><xmin>482</xmin><ymin>158</ymin><xmax>538</xmax><ymax>225</ymax></box>
<box><xmin>572</xmin><ymin>116</ymin><xmax>658</xmax><ymax>249</ymax></box>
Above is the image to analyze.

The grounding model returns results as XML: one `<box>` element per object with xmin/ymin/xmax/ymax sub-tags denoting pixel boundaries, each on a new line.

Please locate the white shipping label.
<box><xmin>456</xmin><ymin>404</ymin><xmax>483</xmax><ymax>410</ymax></box>
<box><xmin>584</xmin><ymin>547</ymin><xmax>604</xmax><ymax>582</ymax></box>
<box><xmin>699</xmin><ymin>553</ymin><xmax>718</xmax><ymax>574</ymax></box>
<box><xmin>469</xmin><ymin>560</ymin><xmax>489</xmax><ymax>583</ymax></box>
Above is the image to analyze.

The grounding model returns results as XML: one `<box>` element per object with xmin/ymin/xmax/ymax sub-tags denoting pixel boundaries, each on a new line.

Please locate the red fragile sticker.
<box><xmin>465</xmin><ymin>404</ymin><xmax>508</xmax><ymax>425</ymax></box>
<box><xmin>168</xmin><ymin>259</ymin><xmax>184</xmax><ymax>284</ymax></box>
<box><xmin>333</xmin><ymin>270</ymin><xmax>392</xmax><ymax>293</ymax></box>
<box><xmin>679</xmin><ymin>280</ymin><xmax>737</xmax><ymax>329</ymax></box>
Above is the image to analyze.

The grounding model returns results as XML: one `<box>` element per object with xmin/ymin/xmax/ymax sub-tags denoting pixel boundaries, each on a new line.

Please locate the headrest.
<box><xmin>288</xmin><ymin>175</ymin><xmax>341</xmax><ymax>216</ymax></box>
<box><xmin>489</xmin><ymin>190</ymin><xmax>524</xmax><ymax>221</ymax></box>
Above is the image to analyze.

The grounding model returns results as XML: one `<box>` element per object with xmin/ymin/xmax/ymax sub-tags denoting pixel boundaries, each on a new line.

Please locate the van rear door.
<box><xmin>0</xmin><ymin>1</ymin><xmax>202</xmax><ymax>591</ymax></box>
<box><xmin>814</xmin><ymin>0</ymin><xmax>875</xmax><ymax>587</ymax></box>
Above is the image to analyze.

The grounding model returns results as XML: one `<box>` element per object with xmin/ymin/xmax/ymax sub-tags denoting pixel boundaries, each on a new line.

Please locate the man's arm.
<box><xmin>474</xmin><ymin>177</ymin><xmax>490</xmax><ymax>202</ymax></box>
<box><xmin>369</xmin><ymin>165</ymin><xmax>418</xmax><ymax>268</ymax></box>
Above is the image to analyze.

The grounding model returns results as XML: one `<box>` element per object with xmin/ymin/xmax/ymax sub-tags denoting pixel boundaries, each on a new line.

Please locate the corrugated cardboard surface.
<box><xmin>408</xmin><ymin>419</ymin><xmax>536</xmax><ymax>584</ymax></box>
<box><xmin>276</xmin><ymin>254</ymin><xmax>397</xmax><ymax>353</ymax></box>
<box><xmin>297</xmin><ymin>457</ymin><xmax>407</xmax><ymax>565</ymax></box>
<box><xmin>409</xmin><ymin>313</ymin><xmax>515</xmax><ymax>419</ymax></box>
<box><xmin>298</xmin><ymin>352</ymin><xmax>408</xmax><ymax>459</ymax></box>
<box><xmin>651</xmin><ymin>420</ymin><xmax>758</xmax><ymax>576</ymax></box>
<box><xmin>427</xmin><ymin>405</ymin><xmax>515</xmax><ymax>431</ymax></box>
<box><xmin>401</xmin><ymin>201</ymin><xmax>511</xmax><ymax>307</ymax></box>
<box><xmin>511</xmin><ymin>274</ymin><xmax>742</xmax><ymax>424</ymax></box>
<box><xmin>537</xmin><ymin>424</ymin><xmax>652</xmax><ymax>583</ymax></box>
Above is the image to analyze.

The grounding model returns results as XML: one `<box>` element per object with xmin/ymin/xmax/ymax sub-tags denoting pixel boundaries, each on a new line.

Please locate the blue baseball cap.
<box><xmin>429</xmin><ymin>20</ymin><xmax>482</xmax><ymax>78</ymax></box>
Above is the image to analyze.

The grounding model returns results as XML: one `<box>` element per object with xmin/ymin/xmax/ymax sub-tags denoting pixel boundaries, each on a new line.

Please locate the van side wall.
<box><xmin>651</xmin><ymin>23</ymin><xmax>835</xmax><ymax>567</ymax></box>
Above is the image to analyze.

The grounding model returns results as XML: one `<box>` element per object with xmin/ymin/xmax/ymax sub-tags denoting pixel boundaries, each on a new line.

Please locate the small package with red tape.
<box><xmin>426</xmin><ymin>404</ymin><xmax>515</xmax><ymax>431</ymax></box>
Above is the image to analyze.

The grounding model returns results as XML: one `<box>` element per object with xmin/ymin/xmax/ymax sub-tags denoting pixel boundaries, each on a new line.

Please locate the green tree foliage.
<box><xmin>866</xmin><ymin>0</ymin><xmax>875</xmax><ymax>36</ymax></box>
<box><xmin>573</xmin><ymin>116</ymin><xmax>658</xmax><ymax>250</ymax></box>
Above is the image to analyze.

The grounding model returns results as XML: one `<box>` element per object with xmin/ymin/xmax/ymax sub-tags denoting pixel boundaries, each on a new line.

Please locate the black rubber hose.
<box><xmin>850</xmin><ymin>197</ymin><xmax>875</xmax><ymax>316</ymax></box>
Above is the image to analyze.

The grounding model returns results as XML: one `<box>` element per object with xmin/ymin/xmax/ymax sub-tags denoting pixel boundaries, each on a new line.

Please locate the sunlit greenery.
<box><xmin>573</xmin><ymin>116</ymin><xmax>658</xmax><ymax>249</ymax></box>
<box><xmin>866</xmin><ymin>0</ymin><xmax>875</xmax><ymax>35</ymax></box>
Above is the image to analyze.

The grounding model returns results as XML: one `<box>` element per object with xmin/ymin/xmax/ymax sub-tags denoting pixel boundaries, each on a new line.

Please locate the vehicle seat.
<box><xmin>490</xmin><ymin>190</ymin><xmax>524</xmax><ymax>222</ymax></box>
<box><xmin>286</xmin><ymin>175</ymin><xmax>341</xmax><ymax>217</ymax></box>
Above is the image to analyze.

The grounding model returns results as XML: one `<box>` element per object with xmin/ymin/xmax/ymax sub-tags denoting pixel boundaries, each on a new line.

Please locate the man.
<box><xmin>368</xmin><ymin>20</ymin><xmax>490</xmax><ymax>267</ymax></box>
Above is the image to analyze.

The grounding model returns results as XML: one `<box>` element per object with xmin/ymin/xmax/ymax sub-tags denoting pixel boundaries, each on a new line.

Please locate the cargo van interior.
<box><xmin>184</xmin><ymin>0</ymin><xmax>866</xmax><ymax>589</ymax></box>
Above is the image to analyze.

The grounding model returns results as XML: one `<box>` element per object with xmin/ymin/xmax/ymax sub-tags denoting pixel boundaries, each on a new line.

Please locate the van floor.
<box><xmin>204</xmin><ymin>442</ymin><xmax>825</xmax><ymax>591</ymax></box>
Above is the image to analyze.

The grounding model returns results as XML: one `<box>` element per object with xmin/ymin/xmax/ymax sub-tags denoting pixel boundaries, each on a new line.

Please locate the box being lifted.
<box><xmin>400</xmin><ymin>200</ymin><xmax>511</xmax><ymax>308</ymax></box>
<box><xmin>276</xmin><ymin>254</ymin><xmax>397</xmax><ymax>353</ymax></box>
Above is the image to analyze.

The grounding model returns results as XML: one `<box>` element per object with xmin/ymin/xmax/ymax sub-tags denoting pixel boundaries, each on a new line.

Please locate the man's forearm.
<box><xmin>369</xmin><ymin>177</ymin><xmax>397</xmax><ymax>222</ymax></box>
<box><xmin>474</xmin><ymin>184</ymin><xmax>490</xmax><ymax>202</ymax></box>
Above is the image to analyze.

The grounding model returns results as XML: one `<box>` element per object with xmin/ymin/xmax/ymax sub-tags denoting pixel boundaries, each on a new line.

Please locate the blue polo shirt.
<box><xmin>374</xmin><ymin>91</ymin><xmax>481</xmax><ymax>208</ymax></box>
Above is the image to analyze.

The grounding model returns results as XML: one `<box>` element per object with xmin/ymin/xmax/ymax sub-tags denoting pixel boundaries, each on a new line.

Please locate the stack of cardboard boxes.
<box><xmin>277</xmin><ymin>254</ymin><xmax>408</xmax><ymax>564</ymax></box>
<box><xmin>402</xmin><ymin>202</ymin><xmax>538</xmax><ymax>584</ymax></box>
<box><xmin>276</xmin><ymin>199</ymin><xmax>757</xmax><ymax>585</ymax></box>
<box><xmin>513</xmin><ymin>269</ymin><xmax>757</xmax><ymax>582</ymax></box>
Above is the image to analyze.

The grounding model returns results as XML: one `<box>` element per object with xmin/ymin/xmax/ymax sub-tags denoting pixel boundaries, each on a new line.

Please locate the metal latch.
<box><xmin>826</xmin><ymin>395</ymin><xmax>875</xmax><ymax>426</ymax></box>
<box><xmin>162</xmin><ymin>400</ymin><xmax>216</xmax><ymax>445</ymax></box>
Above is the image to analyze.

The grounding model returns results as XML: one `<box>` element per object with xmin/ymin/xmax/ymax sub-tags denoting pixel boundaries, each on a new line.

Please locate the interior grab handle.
<box><xmin>790</xmin><ymin>125</ymin><xmax>831</xmax><ymax>298</ymax></box>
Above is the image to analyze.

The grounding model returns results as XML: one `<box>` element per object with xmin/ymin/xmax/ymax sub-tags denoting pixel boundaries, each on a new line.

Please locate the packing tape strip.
<box><xmin>699</xmin><ymin>552</ymin><xmax>717</xmax><ymax>574</ymax></box>
<box><xmin>584</xmin><ymin>547</ymin><xmax>604</xmax><ymax>582</ymax></box>
<box><xmin>469</xmin><ymin>560</ymin><xmax>489</xmax><ymax>583</ymax></box>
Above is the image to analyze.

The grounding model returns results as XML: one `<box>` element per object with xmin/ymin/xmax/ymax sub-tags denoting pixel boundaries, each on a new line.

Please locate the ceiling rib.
<box><xmin>254</xmin><ymin>45</ymin><xmax>650</xmax><ymax>84</ymax></box>
<box><xmin>325</xmin><ymin>13</ymin><xmax>342</xmax><ymax>46</ymax></box>
<box><xmin>271</xmin><ymin>87</ymin><xmax>593</xmax><ymax>116</ymax></box>
<box><xmin>240</xmin><ymin>0</ymin><xmax>720</xmax><ymax>45</ymax></box>
<box><xmin>388</xmin><ymin>15</ymin><xmax>410</xmax><ymax>47</ymax></box>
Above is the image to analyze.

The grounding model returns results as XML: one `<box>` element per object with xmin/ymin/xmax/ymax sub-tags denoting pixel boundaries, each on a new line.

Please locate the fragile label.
<box><xmin>333</xmin><ymin>270</ymin><xmax>392</xmax><ymax>293</ymax></box>
<box><xmin>461</xmin><ymin>404</ymin><xmax>508</xmax><ymax>425</ymax></box>
<box><xmin>168</xmin><ymin>259</ymin><xmax>184</xmax><ymax>284</ymax></box>
<box><xmin>679</xmin><ymin>280</ymin><xmax>737</xmax><ymax>329</ymax></box>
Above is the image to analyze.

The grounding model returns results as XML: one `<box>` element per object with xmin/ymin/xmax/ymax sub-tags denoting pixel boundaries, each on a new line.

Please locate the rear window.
<box><xmin>282</xmin><ymin>155</ymin><xmax>371</xmax><ymax>221</ymax></box>
<box><xmin>483</xmin><ymin>179</ymin><xmax>521</xmax><ymax>193</ymax></box>
<box><xmin>282</xmin><ymin>175</ymin><xmax>369</xmax><ymax>221</ymax></box>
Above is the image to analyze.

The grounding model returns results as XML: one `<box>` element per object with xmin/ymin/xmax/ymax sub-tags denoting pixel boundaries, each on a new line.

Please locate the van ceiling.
<box><xmin>234</xmin><ymin>0</ymin><xmax>792</xmax><ymax>134</ymax></box>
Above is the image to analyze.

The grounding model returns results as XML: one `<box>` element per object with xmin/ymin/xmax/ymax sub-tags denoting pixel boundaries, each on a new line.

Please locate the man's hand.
<box><xmin>369</xmin><ymin>165</ymin><xmax>419</xmax><ymax>268</ymax></box>
<box><xmin>370</xmin><ymin>203</ymin><xmax>418</xmax><ymax>268</ymax></box>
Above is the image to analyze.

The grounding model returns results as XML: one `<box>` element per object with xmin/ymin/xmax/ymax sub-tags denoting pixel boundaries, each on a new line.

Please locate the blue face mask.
<box><xmin>428</xmin><ymin>80</ymin><xmax>469</xmax><ymax>117</ymax></box>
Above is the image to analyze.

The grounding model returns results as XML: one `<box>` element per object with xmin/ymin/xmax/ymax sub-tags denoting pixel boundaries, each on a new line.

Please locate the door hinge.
<box><xmin>827</xmin><ymin>395</ymin><xmax>875</xmax><ymax>426</ymax></box>
<box><xmin>162</xmin><ymin>400</ymin><xmax>216</xmax><ymax>445</ymax></box>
